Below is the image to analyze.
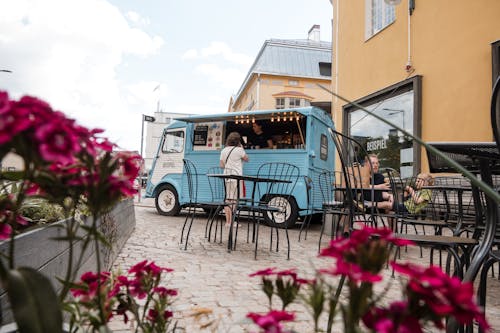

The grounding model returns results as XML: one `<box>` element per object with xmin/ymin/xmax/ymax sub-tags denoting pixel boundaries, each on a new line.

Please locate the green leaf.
<box><xmin>4</xmin><ymin>267</ymin><xmax>63</xmax><ymax>333</ymax></box>
<box><xmin>1</xmin><ymin>171</ymin><xmax>25</xmax><ymax>181</ymax></box>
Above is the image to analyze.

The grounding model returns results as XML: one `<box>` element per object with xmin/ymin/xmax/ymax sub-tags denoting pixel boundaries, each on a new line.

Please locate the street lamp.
<box><xmin>382</xmin><ymin>108</ymin><xmax>406</xmax><ymax>140</ymax></box>
<box><xmin>139</xmin><ymin>114</ymin><xmax>156</xmax><ymax>202</ymax></box>
<box><xmin>383</xmin><ymin>108</ymin><xmax>405</xmax><ymax>128</ymax></box>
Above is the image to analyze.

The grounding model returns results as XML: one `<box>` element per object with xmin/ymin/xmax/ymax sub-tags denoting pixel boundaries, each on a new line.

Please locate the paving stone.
<box><xmin>108</xmin><ymin>200</ymin><xmax>500</xmax><ymax>332</ymax></box>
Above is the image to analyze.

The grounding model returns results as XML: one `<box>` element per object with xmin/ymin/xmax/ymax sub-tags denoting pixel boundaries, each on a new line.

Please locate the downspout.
<box><xmin>331</xmin><ymin>0</ymin><xmax>339</xmax><ymax>125</ymax></box>
<box><xmin>256</xmin><ymin>73</ymin><xmax>261</xmax><ymax>109</ymax></box>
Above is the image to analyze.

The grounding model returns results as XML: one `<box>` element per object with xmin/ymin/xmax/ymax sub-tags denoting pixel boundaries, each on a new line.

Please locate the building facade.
<box><xmin>331</xmin><ymin>0</ymin><xmax>500</xmax><ymax>176</ymax></box>
<box><xmin>229</xmin><ymin>25</ymin><xmax>332</xmax><ymax>113</ymax></box>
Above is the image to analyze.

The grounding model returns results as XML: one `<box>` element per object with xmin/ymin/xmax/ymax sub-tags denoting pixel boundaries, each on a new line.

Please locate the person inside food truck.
<box><xmin>250</xmin><ymin>121</ymin><xmax>273</xmax><ymax>149</ymax></box>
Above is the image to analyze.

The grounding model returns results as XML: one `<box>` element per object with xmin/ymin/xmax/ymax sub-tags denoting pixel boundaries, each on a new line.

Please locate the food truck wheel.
<box><xmin>155</xmin><ymin>185</ymin><xmax>180</xmax><ymax>216</ymax></box>
<box><xmin>264</xmin><ymin>196</ymin><xmax>298</xmax><ymax>229</ymax></box>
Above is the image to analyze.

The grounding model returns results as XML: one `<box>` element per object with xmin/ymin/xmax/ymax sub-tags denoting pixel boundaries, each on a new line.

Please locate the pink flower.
<box><xmin>249</xmin><ymin>268</ymin><xmax>277</xmax><ymax>277</ymax></box>
<box><xmin>147</xmin><ymin>309</ymin><xmax>158</xmax><ymax>321</ymax></box>
<box><xmin>153</xmin><ymin>286</ymin><xmax>178</xmax><ymax>297</ymax></box>
<box><xmin>392</xmin><ymin>262</ymin><xmax>489</xmax><ymax>330</ymax></box>
<box><xmin>0</xmin><ymin>92</ymin><xmax>31</xmax><ymax>144</ymax></box>
<box><xmin>362</xmin><ymin>301</ymin><xmax>423</xmax><ymax>333</ymax></box>
<box><xmin>0</xmin><ymin>223</ymin><xmax>12</xmax><ymax>240</ymax></box>
<box><xmin>247</xmin><ymin>310</ymin><xmax>295</xmax><ymax>333</ymax></box>
<box><xmin>35</xmin><ymin>117</ymin><xmax>81</xmax><ymax>165</ymax></box>
<box><xmin>320</xmin><ymin>260</ymin><xmax>383</xmax><ymax>283</ymax></box>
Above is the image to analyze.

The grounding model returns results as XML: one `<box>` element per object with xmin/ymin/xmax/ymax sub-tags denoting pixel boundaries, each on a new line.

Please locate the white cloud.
<box><xmin>182</xmin><ymin>49</ymin><xmax>198</xmax><ymax>60</ymax></box>
<box><xmin>0</xmin><ymin>0</ymin><xmax>164</xmax><ymax>151</ymax></box>
<box><xmin>195</xmin><ymin>64</ymin><xmax>246</xmax><ymax>90</ymax></box>
<box><xmin>201</xmin><ymin>42</ymin><xmax>253</xmax><ymax>66</ymax></box>
<box><xmin>183</xmin><ymin>41</ymin><xmax>253</xmax><ymax>67</ymax></box>
<box><xmin>126</xmin><ymin>10</ymin><xmax>150</xmax><ymax>26</ymax></box>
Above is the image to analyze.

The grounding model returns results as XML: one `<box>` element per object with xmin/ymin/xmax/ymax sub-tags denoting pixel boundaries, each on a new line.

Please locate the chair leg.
<box><xmin>182</xmin><ymin>206</ymin><xmax>197</xmax><ymax>251</ymax></box>
<box><xmin>254</xmin><ymin>220</ymin><xmax>260</xmax><ymax>260</ymax></box>
<box><xmin>204</xmin><ymin>207</ymin><xmax>213</xmax><ymax>238</ymax></box>
<box><xmin>285</xmin><ymin>225</ymin><xmax>290</xmax><ymax>260</ymax></box>
<box><xmin>180</xmin><ymin>206</ymin><xmax>191</xmax><ymax>244</ymax></box>
<box><xmin>478</xmin><ymin>257</ymin><xmax>495</xmax><ymax>333</ymax></box>
<box><xmin>298</xmin><ymin>213</ymin><xmax>312</xmax><ymax>241</ymax></box>
<box><xmin>318</xmin><ymin>212</ymin><xmax>326</xmax><ymax>253</ymax></box>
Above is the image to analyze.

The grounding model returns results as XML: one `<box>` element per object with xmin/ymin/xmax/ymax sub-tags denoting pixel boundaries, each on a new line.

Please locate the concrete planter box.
<box><xmin>0</xmin><ymin>198</ymin><xmax>135</xmax><ymax>324</ymax></box>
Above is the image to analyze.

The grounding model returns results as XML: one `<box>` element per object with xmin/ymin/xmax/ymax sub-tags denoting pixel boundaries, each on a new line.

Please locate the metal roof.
<box><xmin>253</xmin><ymin>39</ymin><xmax>332</xmax><ymax>77</ymax></box>
<box><xmin>234</xmin><ymin>38</ymin><xmax>332</xmax><ymax>104</ymax></box>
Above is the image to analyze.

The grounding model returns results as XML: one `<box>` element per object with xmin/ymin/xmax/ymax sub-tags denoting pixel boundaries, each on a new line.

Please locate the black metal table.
<box><xmin>427</xmin><ymin>141</ymin><xmax>500</xmax><ymax>283</ymax></box>
<box><xmin>206</xmin><ymin>173</ymin><xmax>292</xmax><ymax>254</ymax></box>
<box><xmin>427</xmin><ymin>142</ymin><xmax>500</xmax><ymax>332</ymax></box>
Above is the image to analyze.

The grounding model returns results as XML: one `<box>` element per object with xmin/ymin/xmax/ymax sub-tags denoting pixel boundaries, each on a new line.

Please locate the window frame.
<box><xmin>365</xmin><ymin>0</ymin><xmax>396</xmax><ymax>40</ymax></box>
<box><xmin>161</xmin><ymin>130</ymin><xmax>185</xmax><ymax>154</ymax></box>
<box><xmin>276</xmin><ymin>98</ymin><xmax>285</xmax><ymax>109</ymax></box>
<box><xmin>343</xmin><ymin>75</ymin><xmax>422</xmax><ymax>175</ymax></box>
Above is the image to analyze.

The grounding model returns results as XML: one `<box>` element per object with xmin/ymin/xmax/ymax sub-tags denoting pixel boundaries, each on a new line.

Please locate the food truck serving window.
<box><xmin>224</xmin><ymin>115</ymin><xmax>307</xmax><ymax>150</ymax></box>
<box><xmin>162</xmin><ymin>131</ymin><xmax>185</xmax><ymax>153</ymax></box>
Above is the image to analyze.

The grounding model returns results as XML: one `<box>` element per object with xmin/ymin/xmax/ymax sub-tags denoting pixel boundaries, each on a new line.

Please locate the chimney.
<box><xmin>308</xmin><ymin>24</ymin><xmax>320</xmax><ymax>42</ymax></box>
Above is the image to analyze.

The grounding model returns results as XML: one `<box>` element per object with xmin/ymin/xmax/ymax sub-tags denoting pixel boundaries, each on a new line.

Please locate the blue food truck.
<box><xmin>145</xmin><ymin>106</ymin><xmax>335</xmax><ymax>228</ymax></box>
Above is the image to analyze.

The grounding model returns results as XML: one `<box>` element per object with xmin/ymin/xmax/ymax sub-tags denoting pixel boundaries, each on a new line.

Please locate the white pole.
<box><xmin>139</xmin><ymin>115</ymin><xmax>145</xmax><ymax>203</ymax></box>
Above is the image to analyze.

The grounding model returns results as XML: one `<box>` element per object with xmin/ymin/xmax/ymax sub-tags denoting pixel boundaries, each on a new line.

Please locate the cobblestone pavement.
<box><xmin>109</xmin><ymin>198</ymin><xmax>500</xmax><ymax>332</ymax></box>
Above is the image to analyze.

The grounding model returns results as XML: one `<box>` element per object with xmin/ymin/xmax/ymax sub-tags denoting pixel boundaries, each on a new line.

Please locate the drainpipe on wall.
<box><xmin>331</xmin><ymin>0</ymin><xmax>339</xmax><ymax>127</ymax></box>
<box><xmin>256</xmin><ymin>73</ymin><xmax>261</xmax><ymax>110</ymax></box>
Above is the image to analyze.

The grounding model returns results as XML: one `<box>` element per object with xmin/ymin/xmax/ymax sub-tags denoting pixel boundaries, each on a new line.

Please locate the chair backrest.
<box><xmin>491</xmin><ymin>76</ymin><xmax>500</xmax><ymax>154</ymax></box>
<box><xmin>303</xmin><ymin>175</ymin><xmax>313</xmax><ymax>209</ymax></box>
<box><xmin>207</xmin><ymin>166</ymin><xmax>238</xmax><ymax>201</ymax></box>
<box><xmin>318</xmin><ymin>170</ymin><xmax>344</xmax><ymax>205</ymax></box>
<box><xmin>328</xmin><ymin>128</ymin><xmax>376</xmax><ymax>214</ymax></box>
<box><xmin>183</xmin><ymin>159</ymin><xmax>198</xmax><ymax>203</ymax></box>
<box><xmin>255</xmin><ymin>162</ymin><xmax>300</xmax><ymax>202</ymax></box>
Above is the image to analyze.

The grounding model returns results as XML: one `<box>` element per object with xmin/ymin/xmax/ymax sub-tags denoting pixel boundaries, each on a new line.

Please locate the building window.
<box><xmin>365</xmin><ymin>0</ymin><xmax>395</xmax><ymax>39</ymax></box>
<box><xmin>344</xmin><ymin>76</ymin><xmax>422</xmax><ymax>178</ymax></box>
<box><xmin>289</xmin><ymin>98</ymin><xmax>301</xmax><ymax>108</ymax></box>
<box><xmin>276</xmin><ymin>98</ymin><xmax>285</xmax><ymax>109</ymax></box>
<box><xmin>288</xmin><ymin>80</ymin><xmax>299</xmax><ymax>86</ymax></box>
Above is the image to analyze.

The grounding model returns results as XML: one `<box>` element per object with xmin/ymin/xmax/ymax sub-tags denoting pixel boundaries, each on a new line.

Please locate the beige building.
<box><xmin>331</xmin><ymin>0</ymin><xmax>500</xmax><ymax>176</ymax></box>
<box><xmin>229</xmin><ymin>25</ymin><xmax>332</xmax><ymax>113</ymax></box>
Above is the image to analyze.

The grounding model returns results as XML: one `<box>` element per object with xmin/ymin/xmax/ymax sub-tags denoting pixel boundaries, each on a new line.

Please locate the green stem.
<box><xmin>58</xmin><ymin>208</ymin><xmax>78</xmax><ymax>302</ymax></box>
<box><xmin>327</xmin><ymin>274</ymin><xmax>345</xmax><ymax>333</ymax></box>
<box><xmin>317</xmin><ymin>84</ymin><xmax>500</xmax><ymax>204</ymax></box>
<box><xmin>91</xmin><ymin>210</ymin><xmax>106</xmax><ymax>325</ymax></box>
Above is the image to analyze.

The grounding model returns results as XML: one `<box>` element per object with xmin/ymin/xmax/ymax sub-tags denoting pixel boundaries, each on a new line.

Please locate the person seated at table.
<box><xmin>393</xmin><ymin>173</ymin><xmax>434</xmax><ymax>216</ymax></box>
<box><xmin>220</xmin><ymin>132</ymin><xmax>249</xmax><ymax>227</ymax></box>
<box><xmin>250</xmin><ymin>121</ymin><xmax>273</xmax><ymax>149</ymax></box>
<box><xmin>363</xmin><ymin>154</ymin><xmax>393</xmax><ymax>212</ymax></box>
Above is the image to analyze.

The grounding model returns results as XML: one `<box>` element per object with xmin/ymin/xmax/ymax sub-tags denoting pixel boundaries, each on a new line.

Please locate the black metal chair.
<box><xmin>180</xmin><ymin>159</ymin><xmax>229</xmax><ymax>250</ymax></box>
<box><xmin>317</xmin><ymin>170</ymin><xmax>349</xmax><ymax>252</ymax></box>
<box><xmin>205</xmin><ymin>166</ymin><xmax>238</xmax><ymax>243</ymax></box>
<box><xmin>298</xmin><ymin>175</ymin><xmax>315</xmax><ymax>242</ymax></box>
<box><xmin>298</xmin><ymin>173</ymin><xmax>326</xmax><ymax>242</ymax></box>
<box><xmin>328</xmin><ymin>128</ymin><xmax>388</xmax><ymax>232</ymax></box>
<box><xmin>475</xmin><ymin>76</ymin><xmax>500</xmax><ymax>333</ymax></box>
<box><xmin>234</xmin><ymin>162</ymin><xmax>300</xmax><ymax>259</ymax></box>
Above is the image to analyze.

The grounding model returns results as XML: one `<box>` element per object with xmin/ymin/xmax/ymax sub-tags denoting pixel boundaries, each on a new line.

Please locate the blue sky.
<box><xmin>0</xmin><ymin>0</ymin><xmax>332</xmax><ymax>152</ymax></box>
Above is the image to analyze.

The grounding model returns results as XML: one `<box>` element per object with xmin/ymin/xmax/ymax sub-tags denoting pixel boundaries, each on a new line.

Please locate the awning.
<box><xmin>174</xmin><ymin>107</ymin><xmax>311</xmax><ymax>123</ymax></box>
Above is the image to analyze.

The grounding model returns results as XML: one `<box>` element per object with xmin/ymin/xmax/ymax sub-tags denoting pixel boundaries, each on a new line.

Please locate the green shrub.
<box><xmin>19</xmin><ymin>198</ymin><xmax>65</xmax><ymax>224</ymax></box>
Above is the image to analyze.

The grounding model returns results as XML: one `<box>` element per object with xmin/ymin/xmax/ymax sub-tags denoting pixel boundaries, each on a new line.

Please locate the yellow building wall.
<box><xmin>332</xmin><ymin>0</ymin><xmax>500</xmax><ymax>169</ymax></box>
<box><xmin>232</xmin><ymin>74</ymin><xmax>331</xmax><ymax>111</ymax></box>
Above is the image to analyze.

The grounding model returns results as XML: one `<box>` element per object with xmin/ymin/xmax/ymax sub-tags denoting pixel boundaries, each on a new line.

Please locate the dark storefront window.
<box><xmin>344</xmin><ymin>76</ymin><xmax>422</xmax><ymax>178</ymax></box>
